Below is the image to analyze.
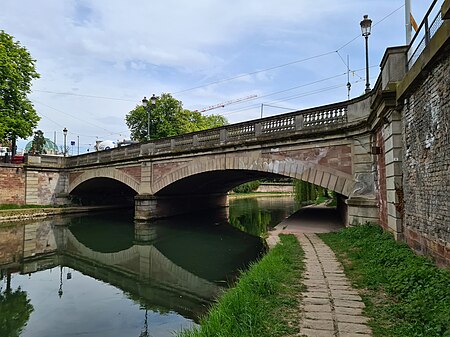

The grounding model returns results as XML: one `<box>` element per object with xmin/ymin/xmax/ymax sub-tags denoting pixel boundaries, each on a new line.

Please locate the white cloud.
<box><xmin>1</xmin><ymin>0</ymin><xmax>434</xmax><ymax>152</ymax></box>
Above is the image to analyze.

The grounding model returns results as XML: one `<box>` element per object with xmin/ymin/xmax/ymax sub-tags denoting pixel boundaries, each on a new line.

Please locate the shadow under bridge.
<box><xmin>136</xmin><ymin>169</ymin><xmax>287</xmax><ymax>220</ymax></box>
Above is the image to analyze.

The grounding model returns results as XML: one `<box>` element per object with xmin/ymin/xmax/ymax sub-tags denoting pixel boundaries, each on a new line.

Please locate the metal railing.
<box><xmin>407</xmin><ymin>0</ymin><xmax>445</xmax><ymax>69</ymax></box>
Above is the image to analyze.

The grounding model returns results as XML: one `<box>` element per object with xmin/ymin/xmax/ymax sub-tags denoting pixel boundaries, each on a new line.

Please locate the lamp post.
<box><xmin>142</xmin><ymin>94</ymin><xmax>157</xmax><ymax>141</ymax></box>
<box><xmin>63</xmin><ymin>127</ymin><xmax>68</xmax><ymax>157</ymax></box>
<box><xmin>360</xmin><ymin>14</ymin><xmax>372</xmax><ymax>93</ymax></box>
<box><xmin>58</xmin><ymin>265</ymin><xmax>63</xmax><ymax>298</ymax></box>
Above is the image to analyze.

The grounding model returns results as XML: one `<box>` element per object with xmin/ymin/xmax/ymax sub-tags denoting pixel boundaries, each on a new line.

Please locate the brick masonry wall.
<box><xmin>0</xmin><ymin>165</ymin><xmax>25</xmax><ymax>204</ymax></box>
<box><xmin>0</xmin><ymin>224</ymin><xmax>24</xmax><ymax>265</ymax></box>
<box><xmin>401</xmin><ymin>48</ymin><xmax>450</xmax><ymax>266</ymax></box>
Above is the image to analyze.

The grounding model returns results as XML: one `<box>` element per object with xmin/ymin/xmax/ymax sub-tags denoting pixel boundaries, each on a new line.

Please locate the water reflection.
<box><xmin>229</xmin><ymin>196</ymin><xmax>301</xmax><ymax>236</ymax></box>
<box><xmin>0</xmin><ymin>274</ymin><xmax>33</xmax><ymax>337</ymax></box>
<box><xmin>0</xmin><ymin>196</ymin><xmax>299</xmax><ymax>337</ymax></box>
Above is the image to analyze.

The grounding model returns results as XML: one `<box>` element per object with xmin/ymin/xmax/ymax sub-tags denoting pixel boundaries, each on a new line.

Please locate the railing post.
<box><xmin>295</xmin><ymin>115</ymin><xmax>304</xmax><ymax>131</ymax></box>
<box><xmin>424</xmin><ymin>17</ymin><xmax>430</xmax><ymax>46</ymax></box>
<box><xmin>193</xmin><ymin>135</ymin><xmax>199</xmax><ymax>147</ymax></box>
<box><xmin>255</xmin><ymin>122</ymin><xmax>262</xmax><ymax>137</ymax></box>
<box><xmin>170</xmin><ymin>139</ymin><xmax>175</xmax><ymax>150</ymax></box>
<box><xmin>220</xmin><ymin>129</ymin><xmax>228</xmax><ymax>144</ymax></box>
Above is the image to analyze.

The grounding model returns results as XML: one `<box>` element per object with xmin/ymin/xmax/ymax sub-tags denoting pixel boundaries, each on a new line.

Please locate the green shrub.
<box><xmin>232</xmin><ymin>180</ymin><xmax>261</xmax><ymax>193</ymax></box>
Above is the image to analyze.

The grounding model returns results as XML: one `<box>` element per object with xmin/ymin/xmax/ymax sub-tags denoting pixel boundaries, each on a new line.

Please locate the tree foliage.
<box><xmin>0</xmin><ymin>31</ymin><xmax>40</xmax><ymax>154</ymax></box>
<box><xmin>125</xmin><ymin>93</ymin><xmax>228</xmax><ymax>142</ymax></box>
<box><xmin>30</xmin><ymin>129</ymin><xmax>45</xmax><ymax>154</ymax></box>
<box><xmin>0</xmin><ymin>287</ymin><xmax>34</xmax><ymax>337</ymax></box>
<box><xmin>293</xmin><ymin>180</ymin><xmax>329</xmax><ymax>203</ymax></box>
<box><xmin>229</xmin><ymin>198</ymin><xmax>271</xmax><ymax>237</ymax></box>
<box><xmin>232</xmin><ymin>180</ymin><xmax>261</xmax><ymax>193</ymax></box>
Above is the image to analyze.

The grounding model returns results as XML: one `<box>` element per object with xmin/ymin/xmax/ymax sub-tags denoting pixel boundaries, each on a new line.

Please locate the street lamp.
<box><xmin>63</xmin><ymin>127</ymin><xmax>68</xmax><ymax>157</ymax></box>
<box><xmin>58</xmin><ymin>265</ymin><xmax>63</xmax><ymax>298</ymax></box>
<box><xmin>142</xmin><ymin>94</ymin><xmax>157</xmax><ymax>141</ymax></box>
<box><xmin>360</xmin><ymin>14</ymin><xmax>372</xmax><ymax>93</ymax></box>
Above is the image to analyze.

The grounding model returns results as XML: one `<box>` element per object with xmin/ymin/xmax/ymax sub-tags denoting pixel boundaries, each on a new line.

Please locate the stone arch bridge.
<box><xmin>18</xmin><ymin>2</ymin><xmax>450</xmax><ymax>266</ymax></box>
<box><xmin>28</xmin><ymin>96</ymin><xmax>378</xmax><ymax>225</ymax></box>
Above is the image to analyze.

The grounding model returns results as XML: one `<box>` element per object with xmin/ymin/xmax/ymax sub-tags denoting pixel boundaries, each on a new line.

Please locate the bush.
<box><xmin>232</xmin><ymin>180</ymin><xmax>261</xmax><ymax>193</ymax></box>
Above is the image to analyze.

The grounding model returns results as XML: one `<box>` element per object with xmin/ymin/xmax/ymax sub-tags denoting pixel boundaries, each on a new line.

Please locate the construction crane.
<box><xmin>197</xmin><ymin>94</ymin><xmax>257</xmax><ymax>112</ymax></box>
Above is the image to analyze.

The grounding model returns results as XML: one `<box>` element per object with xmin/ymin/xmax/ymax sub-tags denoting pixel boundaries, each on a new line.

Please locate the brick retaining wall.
<box><xmin>0</xmin><ymin>165</ymin><xmax>25</xmax><ymax>205</ymax></box>
<box><xmin>401</xmin><ymin>46</ymin><xmax>450</xmax><ymax>266</ymax></box>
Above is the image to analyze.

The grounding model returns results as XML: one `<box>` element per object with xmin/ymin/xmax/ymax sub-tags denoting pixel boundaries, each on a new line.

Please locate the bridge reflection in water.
<box><xmin>35</xmin><ymin>212</ymin><xmax>262</xmax><ymax>315</ymax></box>
<box><xmin>0</xmin><ymin>197</ymin><xmax>301</xmax><ymax>336</ymax></box>
<box><xmin>0</xmin><ymin>201</ymin><xmax>281</xmax><ymax>336</ymax></box>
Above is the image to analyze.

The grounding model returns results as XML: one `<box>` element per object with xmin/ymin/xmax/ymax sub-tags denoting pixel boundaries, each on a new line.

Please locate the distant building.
<box><xmin>25</xmin><ymin>138</ymin><xmax>60</xmax><ymax>155</ymax></box>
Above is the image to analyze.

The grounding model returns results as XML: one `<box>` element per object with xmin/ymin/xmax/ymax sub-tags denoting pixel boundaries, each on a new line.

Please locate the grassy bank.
<box><xmin>228</xmin><ymin>192</ymin><xmax>293</xmax><ymax>199</ymax></box>
<box><xmin>320</xmin><ymin>224</ymin><xmax>450</xmax><ymax>337</ymax></box>
<box><xmin>0</xmin><ymin>204</ymin><xmax>55</xmax><ymax>210</ymax></box>
<box><xmin>179</xmin><ymin>234</ymin><xmax>304</xmax><ymax>337</ymax></box>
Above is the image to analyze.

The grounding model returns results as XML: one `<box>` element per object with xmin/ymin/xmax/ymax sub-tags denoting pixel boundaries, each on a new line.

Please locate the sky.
<box><xmin>1</xmin><ymin>0</ymin><xmax>433</xmax><ymax>154</ymax></box>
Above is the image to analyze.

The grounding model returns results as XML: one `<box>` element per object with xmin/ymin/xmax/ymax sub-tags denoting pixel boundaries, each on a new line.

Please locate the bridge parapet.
<box><xmin>143</xmin><ymin>102</ymin><xmax>348</xmax><ymax>155</ymax></box>
<box><xmin>63</xmin><ymin>100</ymin><xmax>356</xmax><ymax>168</ymax></box>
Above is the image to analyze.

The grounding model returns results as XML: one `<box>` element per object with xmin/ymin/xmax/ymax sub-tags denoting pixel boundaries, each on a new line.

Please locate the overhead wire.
<box><xmin>173</xmin><ymin>4</ymin><xmax>405</xmax><ymax>96</ymax></box>
<box><xmin>214</xmin><ymin>63</ymin><xmax>377</xmax><ymax>116</ymax></box>
<box><xmin>221</xmin><ymin>75</ymin><xmax>375</xmax><ymax>117</ymax></box>
<box><xmin>28</xmin><ymin>3</ymin><xmax>406</xmax><ymax>135</ymax></box>
<box><xmin>29</xmin><ymin>4</ymin><xmax>405</xmax><ymax>111</ymax></box>
<box><xmin>172</xmin><ymin>51</ymin><xmax>336</xmax><ymax>95</ymax></box>
<box><xmin>33</xmin><ymin>90</ymin><xmax>137</xmax><ymax>102</ymax></box>
<box><xmin>32</xmin><ymin>99</ymin><xmax>129</xmax><ymax>137</ymax></box>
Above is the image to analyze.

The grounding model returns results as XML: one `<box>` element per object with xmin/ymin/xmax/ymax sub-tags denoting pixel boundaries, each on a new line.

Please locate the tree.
<box><xmin>30</xmin><ymin>129</ymin><xmax>45</xmax><ymax>154</ymax></box>
<box><xmin>232</xmin><ymin>180</ymin><xmax>261</xmax><ymax>193</ymax></box>
<box><xmin>0</xmin><ymin>31</ymin><xmax>40</xmax><ymax>156</ymax></box>
<box><xmin>0</xmin><ymin>286</ymin><xmax>34</xmax><ymax>337</ymax></box>
<box><xmin>125</xmin><ymin>93</ymin><xmax>227</xmax><ymax>142</ymax></box>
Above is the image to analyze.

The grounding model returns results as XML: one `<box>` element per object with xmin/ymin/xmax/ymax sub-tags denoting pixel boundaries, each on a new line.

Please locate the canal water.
<box><xmin>0</xmin><ymin>196</ymin><xmax>300</xmax><ymax>337</ymax></box>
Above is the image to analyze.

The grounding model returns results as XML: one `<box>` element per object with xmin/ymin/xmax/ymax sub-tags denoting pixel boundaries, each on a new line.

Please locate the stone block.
<box><xmin>335</xmin><ymin>177</ymin><xmax>346</xmax><ymax>194</ymax></box>
<box><xmin>353</xmin><ymin>162</ymin><xmax>372</xmax><ymax>175</ymax></box>
<box><xmin>385</xmin><ymin>162</ymin><xmax>402</xmax><ymax>178</ymax></box>
<box><xmin>337</xmin><ymin>322</ymin><xmax>372</xmax><ymax>334</ymax></box>
<box><xmin>302</xmin><ymin>168</ymin><xmax>311</xmax><ymax>182</ymax></box>
<box><xmin>301</xmin><ymin>319</ymin><xmax>334</xmax><ymax>331</ymax></box>
<box><xmin>386</xmin><ymin>176</ymin><xmax>402</xmax><ymax>190</ymax></box>
<box><xmin>343</xmin><ymin>179</ymin><xmax>354</xmax><ymax>197</ymax></box>
<box><xmin>314</xmin><ymin>171</ymin><xmax>323</xmax><ymax>186</ymax></box>
<box><xmin>321</xmin><ymin>172</ymin><xmax>331</xmax><ymax>188</ymax></box>
<box><xmin>347</xmin><ymin>98</ymin><xmax>371</xmax><ymax>122</ymax></box>
<box><xmin>386</xmin><ymin>189</ymin><xmax>399</xmax><ymax>204</ymax></box>
<box><xmin>385</xmin><ymin>147</ymin><xmax>402</xmax><ymax>164</ymax></box>
<box><xmin>384</xmin><ymin>133</ymin><xmax>403</xmax><ymax>151</ymax></box>
<box><xmin>387</xmin><ymin>203</ymin><xmax>402</xmax><ymax>219</ymax></box>
<box><xmin>387</xmin><ymin>214</ymin><xmax>403</xmax><ymax>233</ymax></box>
<box><xmin>328</xmin><ymin>174</ymin><xmax>338</xmax><ymax>190</ymax></box>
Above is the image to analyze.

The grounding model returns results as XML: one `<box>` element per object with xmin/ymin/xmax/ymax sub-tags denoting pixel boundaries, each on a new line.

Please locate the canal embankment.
<box><xmin>178</xmin><ymin>234</ymin><xmax>305</xmax><ymax>337</ymax></box>
<box><xmin>0</xmin><ymin>205</ymin><xmax>126</xmax><ymax>223</ymax></box>
<box><xmin>180</xmin><ymin>206</ymin><xmax>450</xmax><ymax>337</ymax></box>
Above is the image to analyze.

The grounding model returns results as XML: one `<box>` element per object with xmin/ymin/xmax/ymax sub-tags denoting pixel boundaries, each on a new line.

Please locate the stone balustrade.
<box><xmin>63</xmin><ymin>101</ymin><xmax>348</xmax><ymax>168</ymax></box>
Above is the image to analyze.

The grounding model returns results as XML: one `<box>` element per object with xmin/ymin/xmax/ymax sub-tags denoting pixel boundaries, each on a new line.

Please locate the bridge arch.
<box><xmin>68</xmin><ymin>168</ymin><xmax>140</xmax><ymax>205</ymax></box>
<box><xmin>69</xmin><ymin>167</ymin><xmax>141</xmax><ymax>194</ymax></box>
<box><xmin>152</xmin><ymin>155</ymin><xmax>355</xmax><ymax>197</ymax></box>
